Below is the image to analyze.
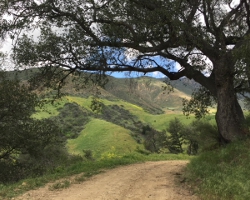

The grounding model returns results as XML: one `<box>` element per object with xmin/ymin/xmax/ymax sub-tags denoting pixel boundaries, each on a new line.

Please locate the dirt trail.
<box><xmin>15</xmin><ymin>160</ymin><xmax>198</xmax><ymax>200</ymax></box>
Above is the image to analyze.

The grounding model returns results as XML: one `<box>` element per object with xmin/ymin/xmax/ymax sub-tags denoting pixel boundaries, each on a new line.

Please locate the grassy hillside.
<box><xmin>20</xmin><ymin>67</ymin><xmax>201</xmax><ymax>163</ymax></box>
<box><xmin>32</xmin><ymin>93</ymin><xmax>195</xmax><ymax>160</ymax></box>
<box><xmin>67</xmin><ymin>119</ymin><xmax>141</xmax><ymax>158</ymax></box>
<box><xmin>186</xmin><ymin>139</ymin><xmax>250</xmax><ymax>200</ymax></box>
<box><xmin>104</xmin><ymin>76</ymin><xmax>193</xmax><ymax>113</ymax></box>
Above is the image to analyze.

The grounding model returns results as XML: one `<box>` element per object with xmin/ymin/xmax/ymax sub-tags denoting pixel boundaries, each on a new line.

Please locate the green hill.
<box><xmin>67</xmin><ymin>118</ymin><xmax>140</xmax><ymax>159</ymax></box>
<box><xmin>103</xmin><ymin>76</ymin><xmax>192</xmax><ymax>113</ymax></box>
<box><xmin>33</xmin><ymin>95</ymin><xmax>194</xmax><ymax>159</ymax></box>
<box><xmin>8</xmin><ymin>69</ymin><xmax>196</xmax><ymax>159</ymax></box>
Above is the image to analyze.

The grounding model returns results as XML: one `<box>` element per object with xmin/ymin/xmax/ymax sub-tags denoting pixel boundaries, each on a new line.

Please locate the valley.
<box><xmin>31</xmin><ymin>75</ymin><xmax>197</xmax><ymax>159</ymax></box>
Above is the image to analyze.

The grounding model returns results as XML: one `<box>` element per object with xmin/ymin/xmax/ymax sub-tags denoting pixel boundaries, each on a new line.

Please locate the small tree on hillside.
<box><xmin>180</xmin><ymin>125</ymin><xmax>199</xmax><ymax>155</ymax></box>
<box><xmin>142</xmin><ymin>125</ymin><xmax>166</xmax><ymax>153</ymax></box>
<box><xmin>166</xmin><ymin>118</ymin><xmax>184</xmax><ymax>154</ymax></box>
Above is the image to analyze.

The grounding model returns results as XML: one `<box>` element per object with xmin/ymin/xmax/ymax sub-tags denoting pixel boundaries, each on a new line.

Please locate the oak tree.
<box><xmin>1</xmin><ymin>0</ymin><xmax>250</xmax><ymax>142</ymax></box>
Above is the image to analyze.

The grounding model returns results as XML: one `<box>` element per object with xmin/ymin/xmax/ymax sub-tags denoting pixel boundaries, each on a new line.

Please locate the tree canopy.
<box><xmin>0</xmin><ymin>72</ymin><xmax>66</xmax><ymax>182</ymax></box>
<box><xmin>1</xmin><ymin>0</ymin><xmax>250</xmax><ymax>142</ymax></box>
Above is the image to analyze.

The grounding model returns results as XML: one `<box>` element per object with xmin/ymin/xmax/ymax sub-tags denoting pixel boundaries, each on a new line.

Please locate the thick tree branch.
<box><xmin>243</xmin><ymin>0</ymin><xmax>250</xmax><ymax>32</ymax></box>
<box><xmin>218</xmin><ymin>1</ymin><xmax>244</xmax><ymax>30</ymax></box>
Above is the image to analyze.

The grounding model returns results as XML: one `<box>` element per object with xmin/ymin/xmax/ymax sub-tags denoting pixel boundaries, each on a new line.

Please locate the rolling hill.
<box><xmin>7</xmin><ymin>69</ymin><xmax>197</xmax><ymax>158</ymax></box>
<box><xmin>6</xmin><ymin>68</ymin><xmax>198</xmax><ymax>113</ymax></box>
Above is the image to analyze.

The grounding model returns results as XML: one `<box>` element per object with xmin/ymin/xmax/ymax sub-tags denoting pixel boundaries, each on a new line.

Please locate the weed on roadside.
<box><xmin>49</xmin><ymin>180</ymin><xmax>71</xmax><ymax>191</ymax></box>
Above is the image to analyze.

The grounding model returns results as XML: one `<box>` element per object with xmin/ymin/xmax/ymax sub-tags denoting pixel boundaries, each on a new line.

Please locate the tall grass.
<box><xmin>185</xmin><ymin>139</ymin><xmax>250</xmax><ymax>200</ymax></box>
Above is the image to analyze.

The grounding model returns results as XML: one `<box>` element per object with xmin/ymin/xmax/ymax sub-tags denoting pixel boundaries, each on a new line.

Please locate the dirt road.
<box><xmin>16</xmin><ymin>160</ymin><xmax>198</xmax><ymax>200</ymax></box>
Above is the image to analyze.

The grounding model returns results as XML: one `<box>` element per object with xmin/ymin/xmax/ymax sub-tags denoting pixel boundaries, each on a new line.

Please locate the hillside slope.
<box><xmin>10</xmin><ymin>69</ymin><xmax>196</xmax><ymax>157</ymax></box>
<box><xmin>7</xmin><ymin>69</ymin><xmax>196</xmax><ymax>113</ymax></box>
<box><xmin>104</xmin><ymin>76</ymin><xmax>195</xmax><ymax>113</ymax></box>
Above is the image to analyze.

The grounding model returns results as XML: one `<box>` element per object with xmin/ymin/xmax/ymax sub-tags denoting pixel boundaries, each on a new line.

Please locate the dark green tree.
<box><xmin>166</xmin><ymin>118</ymin><xmax>184</xmax><ymax>154</ymax></box>
<box><xmin>180</xmin><ymin>125</ymin><xmax>199</xmax><ymax>155</ymax></box>
<box><xmin>0</xmin><ymin>72</ymin><xmax>65</xmax><ymax>182</ymax></box>
<box><xmin>142</xmin><ymin>125</ymin><xmax>166</xmax><ymax>153</ymax></box>
<box><xmin>1</xmin><ymin>0</ymin><xmax>250</xmax><ymax>142</ymax></box>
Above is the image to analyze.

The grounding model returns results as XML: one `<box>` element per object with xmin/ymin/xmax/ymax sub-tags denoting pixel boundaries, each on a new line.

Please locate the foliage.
<box><xmin>0</xmin><ymin>73</ymin><xmax>67</xmax><ymax>183</ymax></box>
<box><xmin>100</xmin><ymin>104</ymin><xmax>144</xmax><ymax>138</ymax></box>
<box><xmin>2</xmin><ymin>0</ymin><xmax>250</xmax><ymax>141</ymax></box>
<box><xmin>183</xmin><ymin>86</ymin><xmax>216</xmax><ymax>119</ymax></box>
<box><xmin>82</xmin><ymin>149</ymin><xmax>94</xmax><ymax>160</ymax></box>
<box><xmin>166</xmin><ymin>118</ymin><xmax>185</xmax><ymax>153</ymax></box>
<box><xmin>142</xmin><ymin>125</ymin><xmax>166</xmax><ymax>153</ymax></box>
<box><xmin>52</xmin><ymin>102</ymin><xmax>90</xmax><ymax>138</ymax></box>
<box><xmin>142</xmin><ymin>117</ymin><xmax>218</xmax><ymax>155</ymax></box>
<box><xmin>189</xmin><ymin>119</ymin><xmax>220</xmax><ymax>152</ymax></box>
<box><xmin>233</xmin><ymin>35</ymin><xmax>250</xmax><ymax>107</ymax></box>
<box><xmin>90</xmin><ymin>96</ymin><xmax>104</xmax><ymax>113</ymax></box>
<box><xmin>142</xmin><ymin>119</ymin><xmax>188</xmax><ymax>154</ymax></box>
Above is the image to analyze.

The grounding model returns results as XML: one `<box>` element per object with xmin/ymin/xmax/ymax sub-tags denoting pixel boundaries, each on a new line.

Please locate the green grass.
<box><xmin>33</xmin><ymin>97</ymin><xmax>68</xmax><ymax>119</ymax></box>
<box><xmin>137</xmin><ymin>113</ymin><xmax>194</xmax><ymax>131</ymax></box>
<box><xmin>66</xmin><ymin>96</ymin><xmax>93</xmax><ymax>111</ymax></box>
<box><xmin>185</xmin><ymin>139</ymin><xmax>250</xmax><ymax>200</ymax></box>
<box><xmin>67</xmin><ymin>118</ymin><xmax>141</xmax><ymax>158</ymax></box>
<box><xmin>33</xmin><ymin>95</ymin><xmax>196</xmax><ymax>132</ymax></box>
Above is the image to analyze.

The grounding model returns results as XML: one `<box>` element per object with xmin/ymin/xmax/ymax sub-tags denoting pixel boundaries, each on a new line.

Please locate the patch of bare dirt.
<box><xmin>15</xmin><ymin>160</ymin><xmax>199</xmax><ymax>200</ymax></box>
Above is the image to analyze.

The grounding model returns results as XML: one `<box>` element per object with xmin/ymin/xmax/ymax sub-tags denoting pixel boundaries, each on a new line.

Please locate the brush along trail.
<box><xmin>15</xmin><ymin>160</ymin><xmax>198</xmax><ymax>200</ymax></box>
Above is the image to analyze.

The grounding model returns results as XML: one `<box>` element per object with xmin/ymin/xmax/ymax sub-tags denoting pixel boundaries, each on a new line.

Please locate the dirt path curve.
<box><xmin>16</xmin><ymin>160</ymin><xmax>199</xmax><ymax>200</ymax></box>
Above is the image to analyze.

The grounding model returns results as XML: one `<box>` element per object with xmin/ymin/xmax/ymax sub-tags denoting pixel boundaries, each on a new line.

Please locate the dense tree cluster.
<box><xmin>143</xmin><ymin>117</ymin><xmax>218</xmax><ymax>155</ymax></box>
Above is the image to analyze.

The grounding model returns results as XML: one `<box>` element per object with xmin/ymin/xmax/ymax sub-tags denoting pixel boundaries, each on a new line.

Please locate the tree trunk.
<box><xmin>215</xmin><ymin>57</ymin><xmax>248</xmax><ymax>143</ymax></box>
<box><xmin>216</xmin><ymin>92</ymin><xmax>246</xmax><ymax>143</ymax></box>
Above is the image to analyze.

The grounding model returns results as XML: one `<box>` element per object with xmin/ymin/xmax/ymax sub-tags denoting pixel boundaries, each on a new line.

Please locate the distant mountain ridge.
<box><xmin>5</xmin><ymin>69</ymin><xmax>199</xmax><ymax>113</ymax></box>
<box><xmin>103</xmin><ymin>76</ymin><xmax>198</xmax><ymax>113</ymax></box>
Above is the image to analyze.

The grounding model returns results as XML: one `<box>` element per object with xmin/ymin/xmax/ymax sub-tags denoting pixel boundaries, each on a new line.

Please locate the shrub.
<box><xmin>83</xmin><ymin>149</ymin><xmax>94</xmax><ymax>160</ymax></box>
<box><xmin>142</xmin><ymin>125</ymin><xmax>166</xmax><ymax>153</ymax></box>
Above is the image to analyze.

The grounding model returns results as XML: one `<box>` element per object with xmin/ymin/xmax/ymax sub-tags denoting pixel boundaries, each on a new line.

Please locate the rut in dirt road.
<box><xmin>16</xmin><ymin>160</ymin><xmax>199</xmax><ymax>200</ymax></box>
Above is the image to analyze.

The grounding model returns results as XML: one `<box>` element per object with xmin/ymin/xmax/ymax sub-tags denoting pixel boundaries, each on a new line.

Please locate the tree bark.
<box><xmin>214</xmin><ymin>57</ymin><xmax>248</xmax><ymax>143</ymax></box>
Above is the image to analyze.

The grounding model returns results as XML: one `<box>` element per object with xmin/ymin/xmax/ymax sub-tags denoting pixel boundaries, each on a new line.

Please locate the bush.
<box><xmin>53</xmin><ymin>102</ymin><xmax>90</xmax><ymax>138</ymax></box>
<box><xmin>142</xmin><ymin>125</ymin><xmax>166</xmax><ymax>153</ymax></box>
<box><xmin>190</xmin><ymin>119</ymin><xmax>219</xmax><ymax>152</ymax></box>
<box><xmin>83</xmin><ymin>149</ymin><xmax>94</xmax><ymax>160</ymax></box>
